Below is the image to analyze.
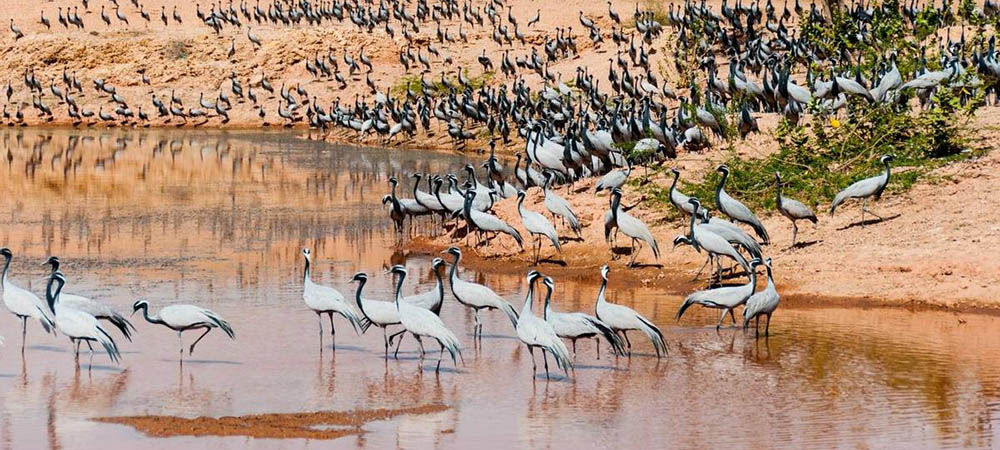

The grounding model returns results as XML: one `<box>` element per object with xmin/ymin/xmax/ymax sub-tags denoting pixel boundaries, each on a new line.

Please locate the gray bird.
<box><xmin>608</xmin><ymin>188</ymin><xmax>659</xmax><ymax>266</ymax></box>
<box><xmin>677</xmin><ymin>258</ymin><xmax>763</xmax><ymax>329</ymax></box>
<box><xmin>830</xmin><ymin>155</ymin><xmax>894</xmax><ymax>225</ymax></box>
<box><xmin>716</xmin><ymin>165</ymin><xmax>770</xmax><ymax>244</ymax></box>
<box><xmin>775</xmin><ymin>172</ymin><xmax>817</xmax><ymax>246</ymax></box>
<box><xmin>517</xmin><ymin>191</ymin><xmax>561</xmax><ymax>265</ymax></box>
<box><xmin>743</xmin><ymin>257</ymin><xmax>779</xmax><ymax>338</ymax></box>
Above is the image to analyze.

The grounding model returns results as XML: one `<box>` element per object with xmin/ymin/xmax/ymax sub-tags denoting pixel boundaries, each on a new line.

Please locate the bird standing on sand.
<box><xmin>716</xmin><ymin>165</ymin><xmax>770</xmax><ymax>244</ymax></box>
<box><xmin>830</xmin><ymin>155</ymin><xmax>894</xmax><ymax>225</ymax></box>
<box><xmin>775</xmin><ymin>172</ymin><xmax>817</xmax><ymax>246</ymax></box>
<box><xmin>517</xmin><ymin>191</ymin><xmax>561</xmax><ymax>265</ymax></box>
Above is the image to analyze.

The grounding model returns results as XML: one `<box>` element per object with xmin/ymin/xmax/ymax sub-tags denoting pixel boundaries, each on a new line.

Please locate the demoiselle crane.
<box><xmin>42</xmin><ymin>256</ymin><xmax>133</xmax><ymax>340</ymax></box>
<box><xmin>2</xmin><ymin>247</ymin><xmax>56</xmax><ymax>352</ymax></box>
<box><xmin>775</xmin><ymin>172</ymin><xmax>817</xmax><ymax>246</ymax></box>
<box><xmin>516</xmin><ymin>190</ymin><xmax>561</xmax><ymax>265</ymax></box>
<box><xmin>45</xmin><ymin>271</ymin><xmax>121</xmax><ymax>364</ymax></box>
<box><xmin>389</xmin><ymin>265</ymin><xmax>461</xmax><ymax>372</ymax></box>
<box><xmin>132</xmin><ymin>299</ymin><xmax>235</xmax><ymax>359</ymax></box>
<box><xmin>743</xmin><ymin>258</ymin><xmax>780</xmax><ymax>337</ymax></box>
<box><xmin>349</xmin><ymin>272</ymin><xmax>400</xmax><ymax>359</ymax></box>
<box><xmin>542</xmin><ymin>276</ymin><xmax>624</xmax><ymax>359</ymax></box>
<box><xmin>676</xmin><ymin>258</ymin><xmax>763</xmax><ymax>329</ymax></box>
<box><xmin>830</xmin><ymin>155</ymin><xmax>894</xmax><ymax>225</ymax></box>
<box><xmin>516</xmin><ymin>271</ymin><xmax>572</xmax><ymax>378</ymax></box>
<box><xmin>716</xmin><ymin>165</ymin><xmax>770</xmax><ymax>244</ymax></box>
<box><xmin>443</xmin><ymin>247</ymin><xmax>518</xmax><ymax>343</ymax></box>
<box><xmin>301</xmin><ymin>248</ymin><xmax>363</xmax><ymax>350</ymax></box>
<box><xmin>608</xmin><ymin>188</ymin><xmax>659</xmax><ymax>266</ymax></box>
<box><xmin>594</xmin><ymin>266</ymin><xmax>666</xmax><ymax>358</ymax></box>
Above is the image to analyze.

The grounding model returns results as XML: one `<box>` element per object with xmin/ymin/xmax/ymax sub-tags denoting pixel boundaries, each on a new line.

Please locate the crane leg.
<box><xmin>415</xmin><ymin>335</ymin><xmax>426</xmax><ymax>363</ymax></box>
<box><xmin>596</xmin><ymin>337</ymin><xmax>601</xmax><ymax>360</ymax></box>
<box><xmin>178</xmin><ymin>331</ymin><xmax>184</xmax><ymax>360</ymax></box>
<box><xmin>74</xmin><ymin>339</ymin><xmax>80</xmax><ymax>362</ymax></box>
<box><xmin>571</xmin><ymin>339</ymin><xmax>577</xmax><ymax>359</ymax></box>
<box><xmin>716</xmin><ymin>309</ymin><xmax>728</xmax><ymax>330</ymax></box>
<box><xmin>692</xmin><ymin>255</ymin><xmax>711</xmax><ymax>281</ymax></box>
<box><xmin>20</xmin><ymin>316</ymin><xmax>27</xmax><ymax>354</ymax></box>
<box><xmin>382</xmin><ymin>327</ymin><xmax>389</xmax><ymax>359</ymax></box>
<box><xmin>317</xmin><ymin>312</ymin><xmax>323</xmax><ymax>352</ymax></box>
<box><xmin>189</xmin><ymin>327</ymin><xmax>212</xmax><ymax>355</ymax></box>
<box><xmin>728</xmin><ymin>308</ymin><xmax>737</xmax><ymax>324</ymax></box>
<box><xmin>328</xmin><ymin>312</ymin><xmax>337</xmax><ymax>349</ymax></box>
<box><xmin>528</xmin><ymin>345</ymin><xmax>536</xmax><ymax>374</ymax></box>
<box><xmin>765</xmin><ymin>313</ymin><xmax>772</xmax><ymax>337</ymax></box>
<box><xmin>436</xmin><ymin>341</ymin><xmax>445</xmax><ymax>372</ymax></box>
<box><xmin>621</xmin><ymin>331</ymin><xmax>631</xmax><ymax>357</ymax></box>
<box><xmin>791</xmin><ymin>221</ymin><xmax>798</xmax><ymax>247</ymax></box>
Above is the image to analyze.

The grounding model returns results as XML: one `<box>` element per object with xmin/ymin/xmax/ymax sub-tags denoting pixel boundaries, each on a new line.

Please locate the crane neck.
<box><xmin>596</xmin><ymin>275</ymin><xmax>608</xmax><ymax>308</ymax></box>
<box><xmin>715</xmin><ymin>169</ymin><xmax>728</xmax><ymax>201</ymax></box>
<box><xmin>137</xmin><ymin>303</ymin><xmax>165</xmax><ymax>326</ymax></box>
<box><xmin>520</xmin><ymin>278</ymin><xmax>536</xmax><ymax>316</ymax></box>
<box><xmin>1</xmin><ymin>253</ymin><xmax>10</xmax><ymax>288</ymax></box>
<box><xmin>353</xmin><ymin>277</ymin><xmax>369</xmax><ymax>316</ymax></box>
<box><xmin>303</xmin><ymin>256</ymin><xmax>311</xmax><ymax>284</ymax></box>
<box><xmin>447</xmin><ymin>254</ymin><xmax>461</xmax><ymax>294</ymax></box>
<box><xmin>543</xmin><ymin>283</ymin><xmax>553</xmax><ymax>320</ymax></box>
<box><xmin>393</xmin><ymin>271</ymin><xmax>406</xmax><ymax>308</ymax></box>
<box><xmin>44</xmin><ymin>274</ymin><xmax>63</xmax><ymax>315</ymax></box>
<box><xmin>669</xmin><ymin>171</ymin><xmax>680</xmax><ymax>196</ymax></box>
<box><xmin>610</xmin><ymin>193</ymin><xmax>621</xmax><ymax>222</ymax></box>
<box><xmin>882</xmin><ymin>159</ymin><xmax>892</xmax><ymax>182</ymax></box>
<box><xmin>433</xmin><ymin>265</ymin><xmax>445</xmax><ymax>302</ymax></box>
<box><xmin>775</xmin><ymin>178</ymin><xmax>783</xmax><ymax>208</ymax></box>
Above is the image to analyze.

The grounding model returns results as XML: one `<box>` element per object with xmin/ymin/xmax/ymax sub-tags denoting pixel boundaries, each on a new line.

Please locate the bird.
<box><xmin>45</xmin><ymin>271</ymin><xmax>121</xmax><ymax>364</ymax></box>
<box><xmin>461</xmin><ymin>189</ymin><xmax>524</xmax><ymax>248</ymax></box>
<box><xmin>389</xmin><ymin>265</ymin><xmax>461</xmax><ymax>372</ymax></box>
<box><xmin>608</xmin><ymin>188</ymin><xmax>659</xmax><ymax>266</ymax></box>
<box><xmin>132</xmin><ymin>299</ymin><xmax>234</xmax><ymax>358</ymax></box>
<box><xmin>10</xmin><ymin>19</ymin><xmax>24</xmax><ymax>41</ymax></box>
<box><xmin>775</xmin><ymin>172</ymin><xmax>817</xmax><ymax>246</ymax></box>
<box><xmin>594</xmin><ymin>266</ymin><xmax>666</xmax><ymax>358</ymax></box>
<box><xmin>1</xmin><ymin>247</ymin><xmax>56</xmax><ymax>352</ymax></box>
<box><xmin>594</xmin><ymin>159</ymin><xmax>631</xmax><ymax>193</ymax></box>
<box><xmin>830</xmin><ymin>155</ymin><xmax>894</xmax><ymax>225</ymax></box>
<box><xmin>677</xmin><ymin>258</ymin><xmax>763</xmax><ymax>329</ymax></box>
<box><xmin>743</xmin><ymin>258</ymin><xmax>779</xmax><ymax>337</ymax></box>
<box><xmin>442</xmin><ymin>247</ymin><xmax>518</xmax><ymax>343</ymax></box>
<box><xmin>516</xmin><ymin>271</ymin><xmax>572</xmax><ymax>378</ymax></box>
<box><xmin>402</xmin><ymin>257</ymin><xmax>446</xmax><ymax>315</ymax></box>
<box><xmin>716</xmin><ymin>165</ymin><xmax>770</xmax><ymax>244</ymax></box>
<box><xmin>42</xmin><ymin>256</ymin><xmax>133</xmax><ymax>341</ymax></box>
<box><xmin>516</xmin><ymin>190</ymin><xmax>561</xmax><ymax>265</ymax></box>
<box><xmin>301</xmin><ymin>248</ymin><xmax>364</xmax><ymax>350</ymax></box>
<box><xmin>542</xmin><ymin>171</ymin><xmax>582</xmax><ymax>236</ymax></box>
<box><xmin>678</xmin><ymin>199</ymin><xmax>750</xmax><ymax>281</ymax></box>
<box><xmin>348</xmin><ymin>272</ymin><xmax>400</xmax><ymax>358</ymax></box>
<box><xmin>542</xmin><ymin>276</ymin><xmax>624</xmax><ymax>359</ymax></box>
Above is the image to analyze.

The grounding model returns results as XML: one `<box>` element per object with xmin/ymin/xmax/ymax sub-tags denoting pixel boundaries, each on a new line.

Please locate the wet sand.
<box><xmin>1</xmin><ymin>129</ymin><xmax>1000</xmax><ymax>449</ymax></box>
<box><xmin>95</xmin><ymin>404</ymin><xmax>448</xmax><ymax>439</ymax></box>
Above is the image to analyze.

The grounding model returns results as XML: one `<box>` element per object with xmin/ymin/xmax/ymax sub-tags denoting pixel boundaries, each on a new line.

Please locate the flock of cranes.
<box><xmin>0</xmin><ymin>0</ymin><xmax>968</xmax><ymax>380</ymax></box>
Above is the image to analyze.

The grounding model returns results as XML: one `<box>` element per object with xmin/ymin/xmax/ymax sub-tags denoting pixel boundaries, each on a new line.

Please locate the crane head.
<box><xmin>349</xmin><ymin>272</ymin><xmax>368</xmax><ymax>283</ymax></box>
<box><xmin>716</xmin><ymin>164</ymin><xmax>730</xmax><ymax>174</ymax></box>
<box><xmin>41</xmin><ymin>256</ymin><xmax>60</xmax><ymax>270</ymax></box>
<box><xmin>0</xmin><ymin>247</ymin><xmax>11</xmax><ymax>259</ymax></box>
<box><xmin>880</xmin><ymin>154</ymin><xmax>894</xmax><ymax>164</ymax></box>
<box><xmin>431</xmin><ymin>257</ymin><xmax>445</xmax><ymax>269</ymax></box>
<box><xmin>672</xmin><ymin>235</ymin><xmax>691</xmax><ymax>248</ymax></box>
<box><xmin>131</xmin><ymin>299</ymin><xmax>149</xmax><ymax>315</ymax></box>
<box><xmin>389</xmin><ymin>265</ymin><xmax>407</xmax><ymax>276</ymax></box>
<box><xmin>526</xmin><ymin>270</ymin><xmax>542</xmax><ymax>283</ymax></box>
<box><xmin>600</xmin><ymin>265</ymin><xmax>610</xmax><ymax>280</ymax></box>
<box><xmin>443</xmin><ymin>247</ymin><xmax>461</xmax><ymax>258</ymax></box>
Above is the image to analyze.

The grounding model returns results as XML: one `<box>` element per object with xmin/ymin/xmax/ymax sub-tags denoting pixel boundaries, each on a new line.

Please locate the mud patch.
<box><xmin>93</xmin><ymin>404</ymin><xmax>449</xmax><ymax>440</ymax></box>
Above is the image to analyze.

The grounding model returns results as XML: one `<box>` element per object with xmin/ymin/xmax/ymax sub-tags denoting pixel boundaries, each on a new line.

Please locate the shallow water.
<box><xmin>1</xmin><ymin>128</ymin><xmax>999</xmax><ymax>449</ymax></box>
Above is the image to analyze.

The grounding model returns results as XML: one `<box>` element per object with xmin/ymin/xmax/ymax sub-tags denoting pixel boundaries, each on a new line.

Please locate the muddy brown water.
<box><xmin>1</xmin><ymin>128</ymin><xmax>999</xmax><ymax>449</ymax></box>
